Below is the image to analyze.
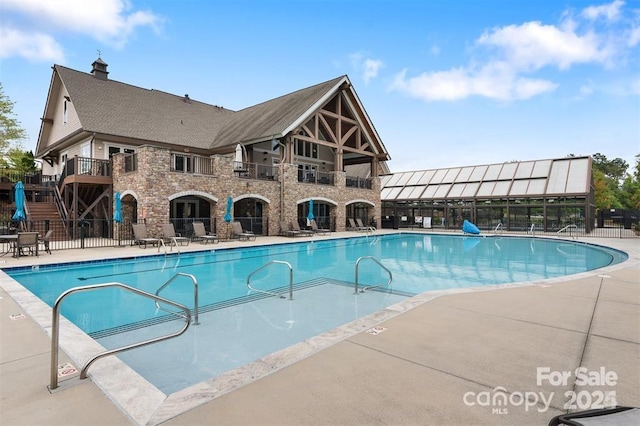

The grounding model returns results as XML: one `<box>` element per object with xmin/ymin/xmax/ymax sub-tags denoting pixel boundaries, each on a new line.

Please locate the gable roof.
<box><xmin>38</xmin><ymin>63</ymin><xmax>390</xmax><ymax>164</ymax></box>
<box><xmin>54</xmin><ymin>65</ymin><xmax>233</xmax><ymax>150</ymax></box>
<box><xmin>213</xmin><ymin>76</ymin><xmax>346</xmax><ymax>150</ymax></box>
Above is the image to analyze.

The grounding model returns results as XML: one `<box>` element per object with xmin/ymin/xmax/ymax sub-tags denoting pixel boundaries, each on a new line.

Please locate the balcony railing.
<box><xmin>233</xmin><ymin>162</ymin><xmax>278</xmax><ymax>181</ymax></box>
<box><xmin>297</xmin><ymin>169</ymin><xmax>334</xmax><ymax>185</ymax></box>
<box><xmin>346</xmin><ymin>176</ymin><xmax>373</xmax><ymax>189</ymax></box>
<box><xmin>0</xmin><ymin>168</ymin><xmax>56</xmax><ymax>185</ymax></box>
<box><xmin>171</xmin><ymin>153</ymin><xmax>214</xmax><ymax>175</ymax></box>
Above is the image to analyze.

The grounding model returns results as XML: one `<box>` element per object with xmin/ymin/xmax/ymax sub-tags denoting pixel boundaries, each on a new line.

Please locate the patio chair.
<box><xmin>232</xmin><ymin>221</ymin><xmax>256</xmax><ymax>241</ymax></box>
<box><xmin>348</xmin><ymin>218</ymin><xmax>365</xmax><ymax>231</ymax></box>
<box><xmin>15</xmin><ymin>232</ymin><xmax>39</xmax><ymax>257</ymax></box>
<box><xmin>548</xmin><ymin>405</ymin><xmax>639</xmax><ymax>425</ymax></box>
<box><xmin>191</xmin><ymin>222</ymin><xmax>219</xmax><ymax>244</ymax></box>
<box><xmin>309</xmin><ymin>219</ymin><xmax>330</xmax><ymax>235</ymax></box>
<box><xmin>280</xmin><ymin>221</ymin><xmax>299</xmax><ymax>237</ymax></box>
<box><xmin>356</xmin><ymin>218</ymin><xmax>375</xmax><ymax>232</ymax></box>
<box><xmin>161</xmin><ymin>223</ymin><xmax>190</xmax><ymax>247</ymax></box>
<box><xmin>290</xmin><ymin>221</ymin><xmax>314</xmax><ymax>237</ymax></box>
<box><xmin>131</xmin><ymin>223</ymin><xmax>161</xmax><ymax>248</ymax></box>
<box><xmin>39</xmin><ymin>229</ymin><xmax>53</xmax><ymax>254</ymax></box>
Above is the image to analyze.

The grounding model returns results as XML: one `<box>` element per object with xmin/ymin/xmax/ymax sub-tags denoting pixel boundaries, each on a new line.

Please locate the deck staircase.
<box><xmin>26</xmin><ymin>200</ymin><xmax>66</xmax><ymax>235</ymax></box>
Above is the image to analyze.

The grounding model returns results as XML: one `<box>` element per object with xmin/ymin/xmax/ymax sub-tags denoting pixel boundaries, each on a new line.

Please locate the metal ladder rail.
<box><xmin>494</xmin><ymin>223</ymin><xmax>504</xmax><ymax>234</ymax></box>
<box><xmin>528</xmin><ymin>223</ymin><xmax>536</xmax><ymax>236</ymax></box>
<box><xmin>556</xmin><ymin>224</ymin><xmax>578</xmax><ymax>239</ymax></box>
<box><xmin>157</xmin><ymin>238</ymin><xmax>181</xmax><ymax>255</ymax></box>
<box><xmin>50</xmin><ymin>282</ymin><xmax>191</xmax><ymax>390</ymax></box>
<box><xmin>354</xmin><ymin>256</ymin><xmax>393</xmax><ymax>294</ymax></box>
<box><xmin>155</xmin><ymin>272</ymin><xmax>199</xmax><ymax>325</ymax></box>
<box><xmin>246</xmin><ymin>260</ymin><xmax>294</xmax><ymax>300</ymax></box>
<box><xmin>162</xmin><ymin>237</ymin><xmax>183</xmax><ymax>253</ymax></box>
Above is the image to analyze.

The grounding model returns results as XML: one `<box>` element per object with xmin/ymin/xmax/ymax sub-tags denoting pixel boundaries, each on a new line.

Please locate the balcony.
<box><xmin>297</xmin><ymin>169</ymin><xmax>334</xmax><ymax>186</ymax></box>
<box><xmin>233</xmin><ymin>162</ymin><xmax>279</xmax><ymax>181</ymax></box>
<box><xmin>346</xmin><ymin>176</ymin><xmax>373</xmax><ymax>189</ymax></box>
<box><xmin>171</xmin><ymin>153</ymin><xmax>214</xmax><ymax>175</ymax></box>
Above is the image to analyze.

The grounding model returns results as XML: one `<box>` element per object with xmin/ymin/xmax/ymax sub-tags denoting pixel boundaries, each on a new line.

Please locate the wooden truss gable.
<box><xmin>297</xmin><ymin>91</ymin><xmax>375</xmax><ymax>161</ymax></box>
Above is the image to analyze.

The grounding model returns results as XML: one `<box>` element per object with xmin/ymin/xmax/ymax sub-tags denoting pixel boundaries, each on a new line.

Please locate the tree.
<box><xmin>3</xmin><ymin>147</ymin><xmax>39</xmax><ymax>173</ymax></box>
<box><xmin>593</xmin><ymin>168</ymin><xmax>622</xmax><ymax>209</ymax></box>
<box><xmin>619</xmin><ymin>155</ymin><xmax>640</xmax><ymax>210</ymax></box>
<box><xmin>0</xmin><ymin>83</ymin><xmax>27</xmax><ymax>153</ymax></box>
<box><xmin>592</xmin><ymin>153</ymin><xmax>628</xmax><ymax>183</ymax></box>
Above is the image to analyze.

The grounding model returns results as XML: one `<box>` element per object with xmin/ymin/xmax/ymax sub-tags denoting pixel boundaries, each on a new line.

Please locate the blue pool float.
<box><xmin>462</xmin><ymin>220</ymin><xmax>481</xmax><ymax>235</ymax></box>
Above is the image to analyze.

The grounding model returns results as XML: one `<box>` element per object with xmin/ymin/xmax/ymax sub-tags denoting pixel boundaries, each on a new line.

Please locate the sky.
<box><xmin>1</xmin><ymin>0</ymin><xmax>638</xmax><ymax>173</ymax></box>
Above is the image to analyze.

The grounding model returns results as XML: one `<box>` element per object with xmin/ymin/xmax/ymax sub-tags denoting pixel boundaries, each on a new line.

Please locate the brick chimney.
<box><xmin>91</xmin><ymin>57</ymin><xmax>109</xmax><ymax>80</ymax></box>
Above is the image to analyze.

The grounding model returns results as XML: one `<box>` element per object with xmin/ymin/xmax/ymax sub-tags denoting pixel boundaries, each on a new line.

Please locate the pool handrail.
<box><xmin>494</xmin><ymin>223</ymin><xmax>504</xmax><ymax>234</ymax></box>
<box><xmin>157</xmin><ymin>237</ymin><xmax>181</xmax><ymax>255</ymax></box>
<box><xmin>246</xmin><ymin>260</ymin><xmax>294</xmax><ymax>300</ymax></box>
<box><xmin>556</xmin><ymin>224</ymin><xmax>578</xmax><ymax>239</ymax></box>
<box><xmin>50</xmin><ymin>282</ymin><xmax>191</xmax><ymax>390</ymax></box>
<box><xmin>354</xmin><ymin>256</ymin><xmax>393</xmax><ymax>294</ymax></box>
<box><xmin>155</xmin><ymin>272</ymin><xmax>199</xmax><ymax>325</ymax></box>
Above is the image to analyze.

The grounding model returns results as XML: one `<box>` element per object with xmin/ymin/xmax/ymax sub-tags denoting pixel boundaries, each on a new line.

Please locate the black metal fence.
<box><xmin>0</xmin><ymin>217</ymin><xmax>223</xmax><ymax>252</ymax></box>
<box><xmin>0</xmin><ymin>215</ymin><xmax>635</xmax><ymax>255</ymax></box>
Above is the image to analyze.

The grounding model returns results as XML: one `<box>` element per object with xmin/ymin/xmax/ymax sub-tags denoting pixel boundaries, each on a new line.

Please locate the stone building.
<box><xmin>35</xmin><ymin>58</ymin><xmax>390</xmax><ymax>238</ymax></box>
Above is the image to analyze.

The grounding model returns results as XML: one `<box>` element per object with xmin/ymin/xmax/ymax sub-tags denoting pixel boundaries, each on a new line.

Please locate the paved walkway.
<box><xmin>1</xmin><ymin>233</ymin><xmax>638</xmax><ymax>425</ymax></box>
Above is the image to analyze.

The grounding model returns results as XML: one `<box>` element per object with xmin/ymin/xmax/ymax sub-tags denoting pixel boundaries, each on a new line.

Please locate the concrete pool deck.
<box><xmin>1</xmin><ymin>231</ymin><xmax>638</xmax><ymax>425</ymax></box>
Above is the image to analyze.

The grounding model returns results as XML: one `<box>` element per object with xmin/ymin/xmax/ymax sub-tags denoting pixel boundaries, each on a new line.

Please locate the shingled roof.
<box><xmin>55</xmin><ymin>65</ymin><xmax>233</xmax><ymax>150</ymax></box>
<box><xmin>52</xmin><ymin>65</ymin><xmax>348</xmax><ymax>152</ymax></box>
<box><xmin>212</xmin><ymin>76</ymin><xmax>346</xmax><ymax>150</ymax></box>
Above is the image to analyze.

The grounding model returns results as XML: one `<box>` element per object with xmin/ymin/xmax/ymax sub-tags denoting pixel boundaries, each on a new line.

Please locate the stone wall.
<box><xmin>113</xmin><ymin>145</ymin><xmax>380</xmax><ymax>238</ymax></box>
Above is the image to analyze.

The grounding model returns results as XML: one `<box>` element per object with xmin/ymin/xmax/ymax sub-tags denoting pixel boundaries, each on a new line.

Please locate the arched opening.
<box><xmin>170</xmin><ymin>195</ymin><xmax>213</xmax><ymax>235</ymax></box>
<box><xmin>297</xmin><ymin>200</ymin><xmax>333</xmax><ymax>230</ymax></box>
<box><xmin>234</xmin><ymin>197</ymin><xmax>267</xmax><ymax>235</ymax></box>
<box><xmin>346</xmin><ymin>201</ymin><xmax>374</xmax><ymax>229</ymax></box>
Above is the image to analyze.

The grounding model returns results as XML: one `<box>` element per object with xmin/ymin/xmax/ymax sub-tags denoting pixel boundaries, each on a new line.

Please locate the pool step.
<box><xmin>90</xmin><ymin>277</ymin><xmax>357</xmax><ymax>339</ymax></box>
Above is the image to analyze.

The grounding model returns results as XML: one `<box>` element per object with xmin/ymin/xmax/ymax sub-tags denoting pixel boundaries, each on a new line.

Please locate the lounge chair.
<box><xmin>161</xmin><ymin>223</ymin><xmax>190</xmax><ymax>247</ymax></box>
<box><xmin>356</xmin><ymin>218</ymin><xmax>375</xmax><ymax>232</ymax></box>
<box><xmin>15</xmin><ymin>232</ymin><xmax>39</xmax><ymax>257</ymax></box>
<box><xmin>309</xmin><ymin>219</ymin><xmax>330</xmax><ymax>235</ymax></box>
<box><xmin>280</xmin><ymin>221</ymin><xmax>299</xmax><ymax>237</ymax></box>
<box><xmin>290</xmin><ymin>221</ymin><xmax>314</xmax><ymax>237</ymax></box>
<box><xmin>191</xmin><ymin>222</ymin><xmax>219</xmax><ymax>244</ymax></box>
<box><xmin>348</xmin><ymin>218</ymin><xmax>365</xmax><ymax>231</ymax></box>
<box><xmin>39</xmin><ymin>229</ymin><xmax>53</xmax><ymax>254</ymax></box>
<box><xmin>132</xmin><ymin>223</ymin><xmax>161</xmax><ymax>248</ymax></box>
<box><xmin>232</xmin><ymin>221</ymin><xmax>256</xmax><ymax>241</ymax></box>
<box><xmin>548</xmin><ymin>406</ymin><xmax>640</xmax><ymax>425</ymax></box>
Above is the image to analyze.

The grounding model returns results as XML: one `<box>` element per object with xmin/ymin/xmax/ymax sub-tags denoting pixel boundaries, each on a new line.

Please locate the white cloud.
<box><xmin>390</xmin><ymin>65</ymin><xmax>557</xmax><ymax>102</ymax></box>
<box><xmin>477</xmin><ymin>21</ymin><xmax>612</xmax><ymax>71</ymax></box>
<box><xmin>390</xmin><ymin>1</ymin><xmax>637</xmax><ymax>102</ymax></box>
<box><xmin>579</xmin><ymin>83</ymin><xmax>595</xmax><ymax>96</ymax></box>
<box><xmin>0</xmin><ymin>27</ymin><xmax>64</xmax><ymax>62</ymax></box>
<box><xmin>349</xmin><ymin>52</ymin><xmax>384</xmax><ymax>83</ymax></box>
<box><xmin>1</xmin><ymin>0</ymin><xmax>162</xmax><ymax>53</ymax></box>
<box><xmin>582</xmin><ymin>0</ymin><xmax>624</xmax><ymax>21</ymax></box>
<box><xmin>363</xmin><ymin>59</ymin><xmax>383</xmax><ymax>83</ymax></box>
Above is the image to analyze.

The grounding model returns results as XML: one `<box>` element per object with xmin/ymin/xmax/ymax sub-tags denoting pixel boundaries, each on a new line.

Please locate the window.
<box><xmin>295</xmin><ymin>139</ymin><xmax>318</xmax><ymax>159</ymax></box>
<box><xmin>173</xmin><ymin>154</ymin><xmax>192</xmax><ymax>172</ymax></box>
<box><xmin>63</xmin><ymin>100</ymin><xmax>68</xmax><ymax>123</ymax></box>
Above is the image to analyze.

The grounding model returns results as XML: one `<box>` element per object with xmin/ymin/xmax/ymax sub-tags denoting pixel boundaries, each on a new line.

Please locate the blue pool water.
<box><xmin>7</xmin><ymin>234</ymin><xmax>625</xmax><ymax>335</ymax></box>
<box><xmin>4</xmin><ymin>233</ymin><xmax>626</xmax><ymax>393</ymax></box>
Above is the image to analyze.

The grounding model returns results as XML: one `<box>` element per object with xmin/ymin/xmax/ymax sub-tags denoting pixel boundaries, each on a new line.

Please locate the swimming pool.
<box><xmin>1</xmin><ymin>233</ymin><xmax>628</xmax><ymax>419</ymax></box>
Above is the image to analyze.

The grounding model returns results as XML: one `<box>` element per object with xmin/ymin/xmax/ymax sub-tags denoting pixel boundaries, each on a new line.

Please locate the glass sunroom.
<box><xmin>380</xmin><ymin>156</ymin><xmax>595</xmax><ymax>233</ymax></box>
